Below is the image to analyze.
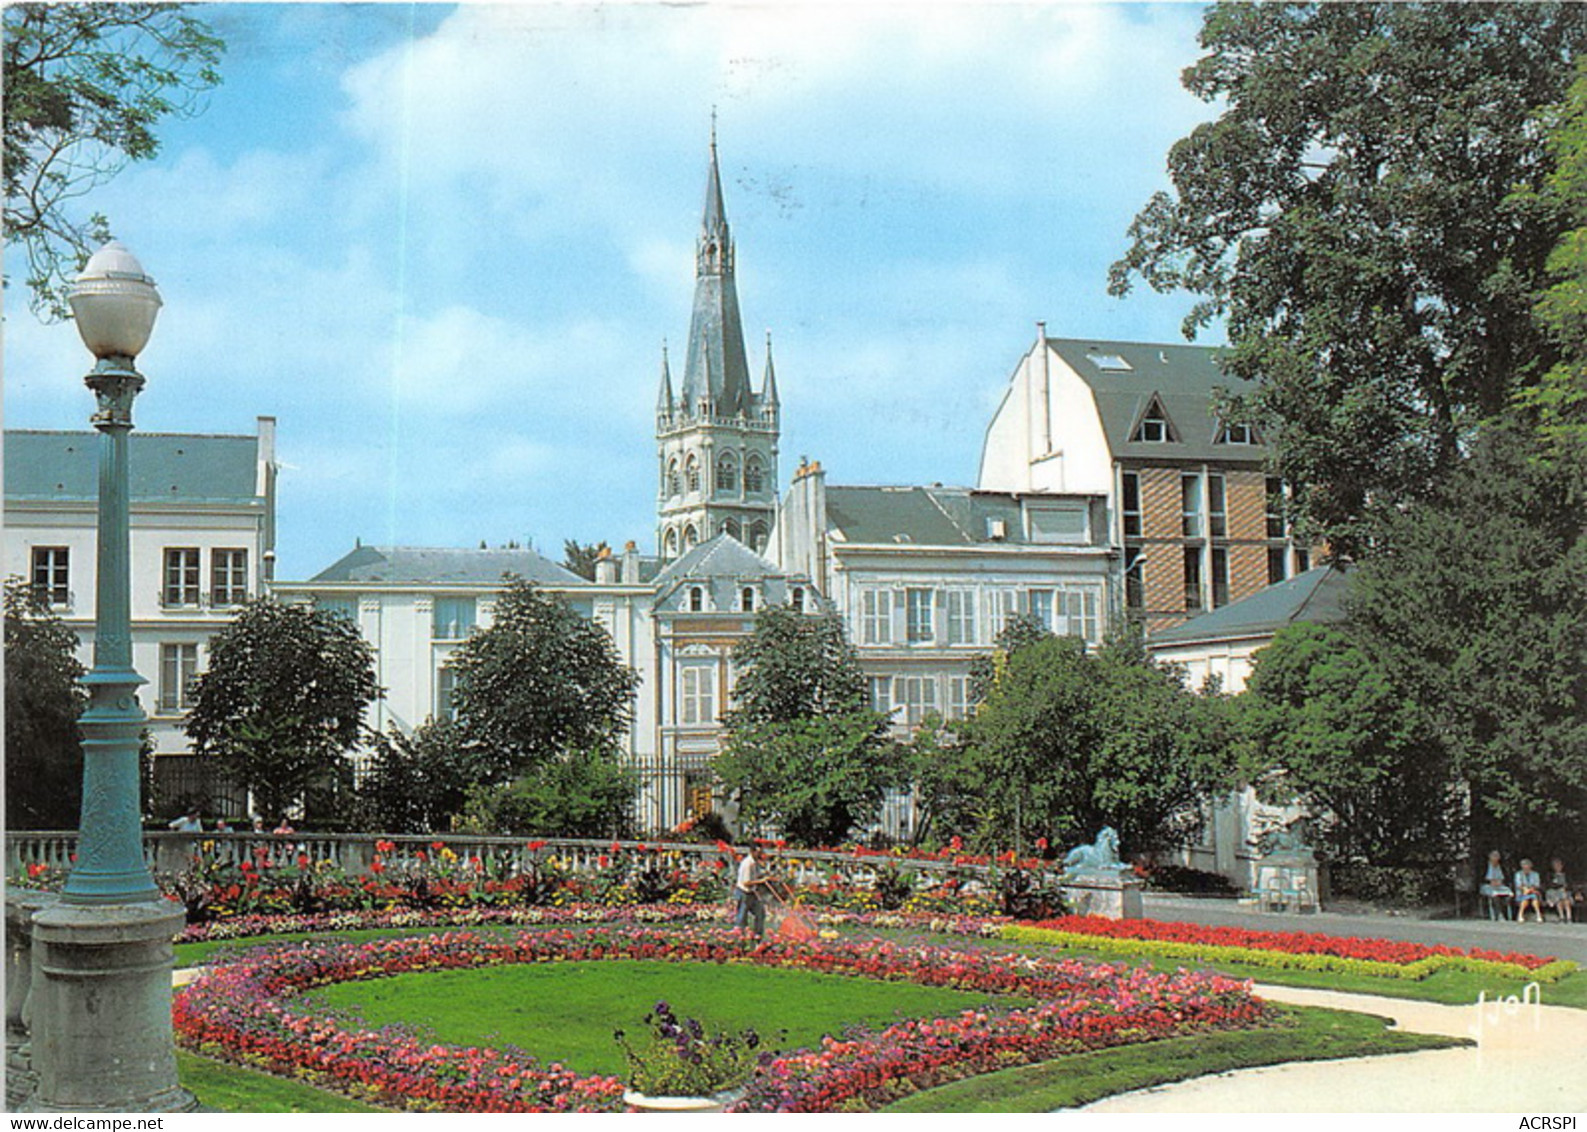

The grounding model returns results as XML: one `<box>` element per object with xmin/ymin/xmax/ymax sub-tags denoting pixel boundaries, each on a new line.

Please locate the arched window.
<box><xmin>744</xmin><ymin>456</ymin><xmax>765</xmax><ymax>494</ymax></box>
<box><xmin>685</xmin><ymin>455</ymin><xmax>701</xmax><ymax>494</ymax></box>
<box><xmin>716</xmin><ymin>454</ymin><xmax>738</xmax><ymax>492</ymax></box>
<box><xmin>667</xmin><ymin>458</ymin><xmax>681</xmax><ymax>498</ymax></box>
<box><xmin>689</xmin><ymin>586</ymin><xmax>705</xmax><ymax>612</ymax></box>
<box><xmin>748</xmin><ymin>520</ymin><xmax>768</xmax><ymax>552</ymax></box>
<box><xmin>664</xmin><ymin>528</ymin><xmax>679</xmax><ymax>558</ymax></box>
<box><xmin>721</xmin><ymin>518</ymin><xmax>740</xmax><ymax>541</ymax></box>
<box><xmin>791</xmin><ymin>586</ymin><xmax>805</xmax><ymax>612</ymax></box>
<box><xmin>741</xmin><ymin>587</ymin><xmax>755</xmax><ymax>612</ymax></box>
<box><xmin>684</xmin><ymin>524</ymin><xmax>699</xmax><ymax>549</ymax></box>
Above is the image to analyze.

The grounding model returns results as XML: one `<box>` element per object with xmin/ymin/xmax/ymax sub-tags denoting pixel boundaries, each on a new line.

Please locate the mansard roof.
<box><xmin>824</xmin><ymin>485</ymin><xmax>1056</xmax><ymax>548</ymax></box>
<box><xmin>1045</xmin><ymin>337</ymin><xmax>1264</xmax><ymax>463</ymax></box>
<box><xmin>5</xmin><ymin>429</ymin><xmax>263</xmax><ymax>505</ymax></box>
<box><xmin>307</xmin><ymin>545</ymin><xmax>585</xmax><ymax>587</ymax></box>
<box><xmin>1150</xmin><ymin>565</ymin><xmax>1348</xmax><ymax>646</ymax></box>
<box><xmin>652</xmin><ymin>532</ymin><xmax>783</xmax><ymax>585</ymax></box>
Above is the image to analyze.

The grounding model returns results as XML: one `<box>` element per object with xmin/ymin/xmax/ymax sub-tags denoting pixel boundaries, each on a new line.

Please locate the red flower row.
<box><xmin>1024</xmin><ymin>915</ymin><xmax>1558</xmax><ymax>969</ymax></box>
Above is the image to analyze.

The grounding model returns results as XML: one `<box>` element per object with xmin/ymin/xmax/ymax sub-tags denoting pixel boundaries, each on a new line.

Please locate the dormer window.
<box><xmin>740</xmin><ymin>587</ymin><xmax>755</xmax><ymax>612</ymax></box>
<box><xmin>1131</xmin><ymin>398</ymin><xmax>1176</xmax><ymax>443</ymax></box>
<box><xmin>689</xmin><ymin>586</ymin><xmax>705</xmax><ymax>613</ymax></box>
<box><xmin>791</xmin><ymin>587</ymin><xmax>805</xmax><ymax>612</ymax></box>
<box><xmin>1216</xmin><ymin>421</ymin><xmax>1257</xmax><ymax>445</ymax></box>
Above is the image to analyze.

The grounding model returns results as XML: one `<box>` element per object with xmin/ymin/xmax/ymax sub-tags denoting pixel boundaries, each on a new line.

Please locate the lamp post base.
<box><xmin>25</xmin><ymin>900</ymin><xmax>195</xmax><ymax>1113</ymax></box>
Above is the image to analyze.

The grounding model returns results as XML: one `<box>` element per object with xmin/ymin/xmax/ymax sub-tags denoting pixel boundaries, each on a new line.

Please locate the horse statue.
<box><xmin>1062</xmin><ymin>826</ymin><xmax>1124</xmax><ymax>874</ymax></box>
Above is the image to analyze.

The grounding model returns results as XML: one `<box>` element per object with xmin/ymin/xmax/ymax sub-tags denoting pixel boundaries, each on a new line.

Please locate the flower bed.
<box><xmin>174</xmin><ymin>925</ymin><xmax>1264</xmax><ymax>1113</ymax></box>
<box><xmin>1005</xmin><ymin>916</ymin><xmax>1577</xmax><ymax>983</ymax></box>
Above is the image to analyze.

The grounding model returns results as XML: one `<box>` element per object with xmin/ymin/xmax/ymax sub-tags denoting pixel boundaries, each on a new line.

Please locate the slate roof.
<box><xmin>679</xmin><ymin>138</ymin><xmax>754</xmax><ymax>418</ymax></box>
<box><xmin>652</xmin><ymin>533</ymin><xmax>803</xmax><ymax>613</ymax></box>
<box><xmin>1045</xmin><ymin>337</ymin><xmax>1264</xmax><ymax>463</ymax></box>
<box><xmin>307</xmin><ymin>545</ymin><xmax>585</xmax><ymax>587</ymax></box>
<box><xmin>824</xmin><ymin>485</ymin><xmax>1030</xmax><ymax>546</ymax></box>
<box><xmin>5</xmin><ymin>429</ymin><xmax>262</xmax><ymax>505</ymax></box>
<box><xmin>1150</xmin><ymin>565</ymin><xmax>1349</xmax><ymax>646</ymax></box>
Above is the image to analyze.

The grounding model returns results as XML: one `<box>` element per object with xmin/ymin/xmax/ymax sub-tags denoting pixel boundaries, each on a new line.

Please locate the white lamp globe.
<box><xmin>68</xmin><ymin>241</ymin><xmax>163</xmax><ymax>361</ymax></box>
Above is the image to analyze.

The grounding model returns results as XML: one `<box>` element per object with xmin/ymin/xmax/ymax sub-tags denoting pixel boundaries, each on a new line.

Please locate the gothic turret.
<box><xmin>679</xmin><ymin>125</ymin><xmax>752</xmax><ymax>420</ymax></box>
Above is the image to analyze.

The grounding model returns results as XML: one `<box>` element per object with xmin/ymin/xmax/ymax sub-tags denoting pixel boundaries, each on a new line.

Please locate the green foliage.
<box><xmin>958</xmin><ymin>637</ymin><xmax>1232</xmax><ymax>854</ymax></box>
<box><xmin>726</xmin><ymin>605</ymin><xmax>867</xmax><ymax>723</ymax></box>
<box><xmin>1345</xmin><ymin>424</ymin><xmax>1587</xmax><ymax>857</ymax></box>
<box><xmin>1239</xmin><ymin>621</ymin><xmax>1460</xmax><ymax>866</ymax></box>
<box><xmin>561</xmin><ymin>540</ymin><xmax>611</xmax><ymax>582</ymax></box>
<box><xmin>461</xmin><ymin>745</ymin><xmax>636</xmax><ymax>838</ymax></box>
<box><xmin>614</xmin><ymin>1001</ymin><xmax>764</xmax><ymax>1097</ymax></box>
<box><xmin>716</xmin><ymin>605</ymin><xmax>895</xmax><ymax>845</ymax></box>
<box><xmin>899</xmin><ymin>713</ymin><xmax>976</xmax><ymax>847</ymax></box>
<box><xmin>185</xmin><ymin>598</ymin><xmax>378</xmax><ymax>822</ymax></box>
<box><xmin>3</xmin><ymin>578</ymin><xmax>85</xmax><ymax>828</ymax></box>
<box><xmin>1526</xmin><ymin>59</ymin><xmax>1587</xmax><ymax>469</ymax></box>
<box><xmin>716</xmin><ymin>714</ymin><xmax>900</xmax><ymax>846</ymax></box>
<box><xmin>3</xmin><ymin>3</ymin><xmax>224</xmax><ymax>318</ymax></box>
<box><xmin>449</xmin><ymin>578</ymin><xmax>638</xmax><ymax>779</ymax></box>
<box><xmin>967</xmin><ymin>612</ymin><xmax>1050</xmax><ymax>703</ymax></box>
<box><xmin>1111</xmin><ymin>2</ymin><xmax>1587</xmax><ymax>554</ymax></box>
<box><xmin>357</xmin><ymin>720</ymin><xmax>486</xmax><ymax>834</ymax></box>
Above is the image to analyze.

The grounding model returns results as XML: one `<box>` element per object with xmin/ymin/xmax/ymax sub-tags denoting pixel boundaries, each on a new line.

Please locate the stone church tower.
<box><xmin>656</xmin><ymin>128</ymin><xmax>780</xmax><ymax>560</ymax></box>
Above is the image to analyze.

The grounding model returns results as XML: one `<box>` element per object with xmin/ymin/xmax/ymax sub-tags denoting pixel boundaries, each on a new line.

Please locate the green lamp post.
<box><xmin>26</xmin><ymin>242</ymin><xmax>193</xmax><ymax>1112</ymax></box>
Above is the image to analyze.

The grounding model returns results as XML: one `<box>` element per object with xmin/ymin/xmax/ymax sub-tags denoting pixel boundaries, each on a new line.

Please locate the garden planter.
<box><xmin>623</xmin><ymin>1086</ymin><xmax>745</xmax><ymax>1113</ymax></box>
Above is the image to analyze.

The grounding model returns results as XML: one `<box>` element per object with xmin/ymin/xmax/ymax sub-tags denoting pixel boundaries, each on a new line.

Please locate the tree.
<box><xmin>3</xmin><ymin>3</ymin><xmax>224</xmax><ymax>318</ymax></box>
<box><xmin>1238</xmin><ymin>622</ymin><xmax>1460</xmax><ymax>865</ymax></box>
<box><xmin>958</xmin><ymin>636</ymin><xmax>1232</xmax><ymax>855</ymax></box>
<box><xmin>448</xmin><ymin>577</ymin><xmax>639</xmax><ymax>779</ymax></box>
<box><xmin>4</xmin><ymin>578</ymin><xmax>85</xmax><ymax>828</ymax></box>
<box><xmin>561</xmin><ymin>540</ymin><xmax>611</xmax><ymax>581</ymax></box>
<box><xmin>1344</xmin><ymin>424</ymin><xmax>1587</xmax><ymax>858</ymax></box>
<box><xmin>358</xmin><ymin>720</ymin><xmax>483</xmax><ymax>834</ymax></box>
<box><xmin>715</xmin><ymin>606</ymin><xmax>897</xmax><ymax>845</ymax></box>
<box><xmin>1527</xmin><ymin>59</ymin><xmax>1587</xmax><ymax>470</ymax></box>
<box><xmin>461</xmin><ymin>746</ymin><xmax>635</xmax><ymax>838</ymax></box>
<box><xmin>1110</xmin><ymin>3</ymin><xmax>1587</xmax><ymax>555</ymax></box>
<box><xmin>968</xmin><ymin>612</ymin><xmax>1050</xmax><ymax>703</ymax></box>
<box><xmin>185</xmin><ymin>599</ymin><xmax>379</xmax><ymax>822</ymax></box>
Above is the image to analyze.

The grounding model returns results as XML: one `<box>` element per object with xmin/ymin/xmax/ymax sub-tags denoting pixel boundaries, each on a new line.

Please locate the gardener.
<box><xmin>733</xmin><ymin>843</ymin><xmax>769</xmax><ymax>938</ymax></box>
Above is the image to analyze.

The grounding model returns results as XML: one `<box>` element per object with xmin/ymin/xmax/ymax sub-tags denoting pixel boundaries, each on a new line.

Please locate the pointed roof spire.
<box><xmin>761</xmin><ymin>330</ymin><xmax>779</xmax><ymax>409</ymax></box>
<box><xmin>681</xmin><ymin>117</ymin><xmax>752</xmax><ymax>417</ymax></box>
<box><xmin>656</xmin><ymin>339</ymin><xmax>675</xmax><ymax>415</ymax></box>
<box><xmin>703</xmin><ymin>105</ymin><xmax>727</xmax><ymax>236</ymax></box>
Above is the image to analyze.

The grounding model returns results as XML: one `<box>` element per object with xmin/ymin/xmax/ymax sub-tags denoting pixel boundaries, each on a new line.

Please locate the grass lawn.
<box><xmin>883</xmin><ymin>1003</ymin><xmax>1463</xmax><ymax>1113</ymax></box>
<box><xmin>309</xmin><ymin>959</ymin><xmax>1031</xmax><ymax>1076</ymax></box>
<box><xmin>177</xmin><ymin>1051</ymin><xmax>383</xmax><ymax>1112</ymax></box>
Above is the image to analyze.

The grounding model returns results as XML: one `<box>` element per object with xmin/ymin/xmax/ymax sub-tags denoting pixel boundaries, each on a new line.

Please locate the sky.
<box><xmin>4</xmin><ymin>1</ymin><xmax>1223</xmax><ymax>581</ymax></box>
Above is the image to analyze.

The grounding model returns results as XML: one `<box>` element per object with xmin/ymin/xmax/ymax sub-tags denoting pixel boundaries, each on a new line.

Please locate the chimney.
<box><xmin>622</xmin><ymin>540</ymin><xmax>640</xmax><ymax>584</ymax></box>
<box><xmin>594</xmin><ymin>544</ymin><xmax>616</xmax><ymax>584</ymax></box>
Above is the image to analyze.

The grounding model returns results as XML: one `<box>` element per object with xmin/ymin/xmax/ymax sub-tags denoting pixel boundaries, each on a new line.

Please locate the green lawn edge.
<box><xmin>882</xmin><ymin>1004</ymin><xmax>1465</xmax><ymax>1113</ymax></box>
<box><xmin>178</xmin><ymin>1051</ymin><xmax>384</xmax><ymax>1113</ymax></box>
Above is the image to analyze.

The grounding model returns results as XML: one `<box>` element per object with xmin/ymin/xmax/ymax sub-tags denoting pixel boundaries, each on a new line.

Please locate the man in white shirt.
<box><xmin>733</xmin><ymin>844</ymin><xmax>767</xmax><ymax>937</ymax></box>
<box><xmin>167</xmin><ymin>806</ymin><xmax>202</xmax><ymax>834</ymax></box>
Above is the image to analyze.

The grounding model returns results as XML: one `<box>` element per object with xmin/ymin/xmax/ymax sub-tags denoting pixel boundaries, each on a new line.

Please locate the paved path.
<box><xmin>1143</xmin><ymin>893</ymin><xmax>1587</xmax><ymax>964</ymax></box>
<box><xmin>1082</xmin><ymin>982</ymin><xmax>1587</xmax><ymax>1113</ymax></box>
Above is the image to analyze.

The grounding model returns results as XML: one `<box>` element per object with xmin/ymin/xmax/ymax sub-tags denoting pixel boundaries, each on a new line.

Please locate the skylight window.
<box><xmin>1086</xmin><ymin>352</ymin><xmax>1133</xmax><ymax>371</ymax></box>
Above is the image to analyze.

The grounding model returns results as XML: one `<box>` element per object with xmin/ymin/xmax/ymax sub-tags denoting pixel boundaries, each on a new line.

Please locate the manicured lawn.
<box><xmin>883</xmin><ymin>1004</ymin><xmax>1464</xmax><ymax>1112</ymax></box>
<box><xmin>309</xmin><ymin>959</ymin><xmax>1032</xmax><ymax>1076</ymax></box>
<box><xmin>177</xmin><ymin>1051</ymin><xmax>383</xmax><ymax>1112</ymax></box>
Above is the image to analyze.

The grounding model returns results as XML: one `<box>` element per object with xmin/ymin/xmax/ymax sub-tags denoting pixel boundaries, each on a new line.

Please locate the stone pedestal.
<box><xmin>1061</xmin><ymin>874</ymin><xmax>1143</xmax><ymax>920</ymax></box>
<box><xmin>6</xmin><ymin>890</ymin><xmax>60</xmax><ymax>1109</ymax></box>
<box><xmin>25</xmin><ymin>899</ymin><xmax>194</xmax><ymax>1112</ymax></box>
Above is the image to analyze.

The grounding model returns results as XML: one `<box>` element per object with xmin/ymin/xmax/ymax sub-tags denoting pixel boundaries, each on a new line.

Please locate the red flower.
<box><xmin>526</xmin><ymin>840</ymin><xmax>546</xmax><ymax>852</ymax></box>
<box><xmin>610</xmin><ymin>840</ymin><xmax>621</xmax><ymax>854</ymax></box>
<box><xmin>597</xmin><ymin>855</ymin><xmax>610</xmax><ymax>869</ymax></box>
<box><xmin>415</xmin><ymin>850</ymin><xmax>427</xmax><ymax>862</ymax></box>
<box><xmin>1035</xmin><ymin>837</ymin><xmax>1048</xmax><ymax>851</ymax></box>
<box><xmin>949</xmin><ymin>836</ymin><xmax>963</xmax><ymax>851</ymax></box>
<box><xmin>26</xmin><ymin>862</ymin><xmax>46</xmax><ymax>878</ymax></box>
<box><xmin>296</xmin><ymin>854</ymin><xmax>311</xmax><ymax>868</ymax></box>
<box><xmin>370</xmin><ymin>860</ymin><xmax>385</xmax><ymax>875</ymax></box>
<box><xmin>471</xmin><ymin>856</ymin><xmax>484</xmax><ymax>872</ymax></box>
<box><xmin>375</xmin><ymin>839</ymin><xmax>396</xmax><ymax>854</ymax></box>
<box><xmin>430</xmin><ymin>840</ymin><xmax>445</xmax><ymax>852</ymax></box>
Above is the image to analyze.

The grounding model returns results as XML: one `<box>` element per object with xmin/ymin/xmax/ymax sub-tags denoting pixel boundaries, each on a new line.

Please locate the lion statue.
<box><xmin>1062</xmin><ymin>826</ymin><xmax>1123</xmax><ymax>873</ymax></box>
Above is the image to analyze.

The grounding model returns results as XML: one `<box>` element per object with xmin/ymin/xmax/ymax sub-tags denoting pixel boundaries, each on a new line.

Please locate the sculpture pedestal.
<box><xmin>1061</xmin><ymin>874</ymin><xmax>1143</xmax><ymax>920</ymax></box>
<box><xmin>6</xmin><ymin>890</ymin><xmax>60</xmax><ymax>1109</ymax></box>
<box><xmin>25</xmin><ymin>899</ymin><xmax>194</xmax><ymax>1112</ymax></box>
<box><xmin>1255</xmin><ymin>854</ymin><xmax>1320</xmax><ymax>913</ymax></box>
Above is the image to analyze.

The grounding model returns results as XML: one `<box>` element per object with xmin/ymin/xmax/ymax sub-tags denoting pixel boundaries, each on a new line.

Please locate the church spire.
<box><xmin>761</xmin><ymin>330</ymin><xmax>780</xmax><ymax>413</ymax></box>
<box><xmin>656</xmin><ymin>339</ymin><xmax>675</xmax><ymax>418</ymax></box>
<box><xmin>681</xmin><ymin>119</ymin><xmax>752</xmax><ymax>419</ymax></box>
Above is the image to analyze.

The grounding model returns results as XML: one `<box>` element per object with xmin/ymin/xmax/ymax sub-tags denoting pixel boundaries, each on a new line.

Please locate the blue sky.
<box><xmin>4</xmin><ymin>2</ymin><xmax>1221</xmax><ymax>581</ymax></box>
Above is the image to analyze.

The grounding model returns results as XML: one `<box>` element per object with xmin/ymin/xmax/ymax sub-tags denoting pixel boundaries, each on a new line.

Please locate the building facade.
<box><xmin>3</xmin><ymin>420</ymin><xmax>278</xmax><ymax>808</ymax></box>
<box><xmin>978</xmin><ymin>327</ymin><xmax>1310</xmax><ymax>631</ymax></box>
<box><xmin>655</xmin><ymin>131</ymin><xmax>780</xmax><ymax>559</ymax></box>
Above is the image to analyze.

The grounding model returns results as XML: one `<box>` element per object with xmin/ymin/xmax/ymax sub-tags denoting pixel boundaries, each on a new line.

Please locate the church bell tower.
<box><xmin>655</xmin><ymin>123</ymin><xmax>781</xmax><ymax>560</ymax></box>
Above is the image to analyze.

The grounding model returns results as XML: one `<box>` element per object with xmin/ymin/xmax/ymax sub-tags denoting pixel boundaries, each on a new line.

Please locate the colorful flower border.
<box><xmin>1005</xmin><ymin>916</ymin><xmax>1576</xmax><ymax>982</ymax></box>
<box><xmin>174</xmin><ymin>925</ymin><xmax>1264</xmax><ymax>1113</ymax></box>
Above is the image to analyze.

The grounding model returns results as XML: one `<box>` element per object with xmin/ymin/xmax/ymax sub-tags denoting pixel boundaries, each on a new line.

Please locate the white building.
<box><xmin>3</xmin><ymin>420</ymin><xmax>277</xmax><ymax>810</ymax></box>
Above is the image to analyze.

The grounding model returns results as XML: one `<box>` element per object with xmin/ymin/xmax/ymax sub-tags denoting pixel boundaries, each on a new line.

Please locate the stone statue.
<box><xmin>1063</xmin><ymin>826</ymin><xmax>1124</xmax><ymax>874</ymax></box>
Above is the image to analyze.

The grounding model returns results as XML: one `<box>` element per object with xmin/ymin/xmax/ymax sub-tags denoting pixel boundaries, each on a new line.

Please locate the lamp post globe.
<box><xmin>22</xmin><ymin>240</ymin><xmax>193</xmax><ymax>1113</ymax></box>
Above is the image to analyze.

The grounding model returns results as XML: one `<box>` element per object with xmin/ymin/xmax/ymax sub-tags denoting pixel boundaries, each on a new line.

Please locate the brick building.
<box><xmin>977</xmin><ymin>327</ymin><xmax>1309</xmax><ymax>631</ymax></box>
